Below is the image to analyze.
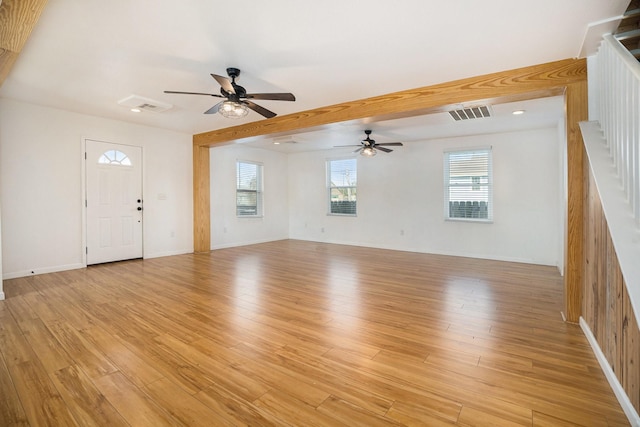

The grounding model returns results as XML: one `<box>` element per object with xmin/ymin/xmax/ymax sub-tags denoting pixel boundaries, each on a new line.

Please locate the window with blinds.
<box><xmin>444</xmin><ymin>148</ymin><xmax>492</xmax><ymax>221</ymax></box>
<box><xmin>327</xmin><ymin>158</ymin><xmax>357</xmax><ymax>215</ymax></box>
<box><xmin>236</xmin><ymin>161</ymin><xmax>263</xmax><ymax>217</ymax></box>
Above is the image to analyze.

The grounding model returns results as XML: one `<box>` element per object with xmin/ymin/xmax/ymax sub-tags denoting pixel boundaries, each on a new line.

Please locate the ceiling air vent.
<box><xmin>448</xmin><ymin>105</ymin><xmax>492</xmax><ymax>121</ymax></box>
<box><xmin>118</xmin><ymin>95</ymin><xmax>173</xmax><ymax>113</ymax></box>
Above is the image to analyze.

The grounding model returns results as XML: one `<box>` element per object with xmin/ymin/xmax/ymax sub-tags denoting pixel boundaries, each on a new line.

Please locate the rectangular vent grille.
<box><xmin>118</xmin><ymin>95</ymin><xmax>173</xmax><ymax>113</ymax></box>
<box><xmin>138</xmin><ymin>103</ymin><xmax>160</xmax><ymax>111</ymax></box>
<box><xmin>449</xmin><ymin>106</ymin><xmax>491</xmax><ymax>121</ymax></box>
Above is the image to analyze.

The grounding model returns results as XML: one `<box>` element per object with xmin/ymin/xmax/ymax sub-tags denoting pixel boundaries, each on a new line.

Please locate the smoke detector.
<box><xmin>118</xmin><ymin>95</ymin><xmax>173</xmax><ymax>113</ymax></box>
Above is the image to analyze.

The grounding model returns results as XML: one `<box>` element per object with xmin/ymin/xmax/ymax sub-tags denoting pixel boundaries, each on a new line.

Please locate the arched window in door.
<box><xmin>98</xmin><ymin>149</ymin><xmax>132</xmax><ymax>166</ymax></box>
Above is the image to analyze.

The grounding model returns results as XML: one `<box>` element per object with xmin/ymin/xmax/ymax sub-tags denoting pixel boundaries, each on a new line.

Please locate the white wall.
<box><xmin>0</xmin><ymin>98</ymin><xmax>561</xmax><ymax>286</ymax></box>
<box><xmin>0</xmin><ymin>99</ymin><xmax>193</xmax><ymax>279</ymax></box>
<box><xmin>0</xmin><ymin>203</ymin><xmax>3</xmax><ymax>299</ymax></box>
<box><xmin>210</xmin><ymin>144</ymin><xmax>289</xmax><ymax>249</ymax></box>
<box><xmin>289</xmin><ymin>127</ymin><xmax>562</xmax><ymax>266</ymax></box>
<box><xmin>557</xmin><ymin>118</ymin><xmax>567</xmax><ymax>275</ymax></box>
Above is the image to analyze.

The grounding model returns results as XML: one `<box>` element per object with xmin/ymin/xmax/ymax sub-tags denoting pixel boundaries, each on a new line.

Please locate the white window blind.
<box><xmin>236</xmin><ymin>161</ymin><xmax>263</xmax><ymax>217</ymax></box>
<box><xmin>444</xmin><ymin>148</ymin><xmax>492</xmax><ymax>221</ymax></box>
<box><xmin>327</xmin><ymin>158</ymin><xmax>357</xmax><ymax>215</ymax></box>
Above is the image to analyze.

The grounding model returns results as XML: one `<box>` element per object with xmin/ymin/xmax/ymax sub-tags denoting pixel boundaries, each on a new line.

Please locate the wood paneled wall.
<box><xmin>583</xmin><ymin>158</ymin><xmax>640</xmax><ymax>412</ymax></box>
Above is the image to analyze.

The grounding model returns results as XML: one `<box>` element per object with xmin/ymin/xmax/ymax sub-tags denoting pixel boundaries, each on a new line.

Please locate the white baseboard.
<box><xmin>144</xmin><ymin>249</ymin><xmax>193</xmax><ymax>259</ymax></box>
<box><xmin>2</xmin><ymin>263</ymin><xmax>85</xmax><ymax>280</ymax></box>
<box><xmin>210</xmin><ymin>237</ymin><xmax>288</xmax><ymax>251</ymax></box>
<box><xmin>580</xmin><ymin>317</ymin><xmax>640</xmax><ymax>426</ymax></box>
<box><xmin>290</xmin><ymin>237</ymin><xmax>556</xmax><ymax>267</ymax></box>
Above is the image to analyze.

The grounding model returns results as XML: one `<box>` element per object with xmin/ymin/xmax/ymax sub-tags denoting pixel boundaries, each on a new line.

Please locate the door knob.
<box><xmin>137</xmin><ymin>207</ymin><xmax>142</xmax><ymax>211</ymax></box>
<box><xmin>137</xmin><ymin>199</ymin><xmax>142</xmax><ymax>203</ymax></box>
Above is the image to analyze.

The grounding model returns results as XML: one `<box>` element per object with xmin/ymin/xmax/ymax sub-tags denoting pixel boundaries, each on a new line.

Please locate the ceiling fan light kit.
<box><xmin>219</xmin><ymin>101</ymin><xmax>249</xmax><ymax>118</ymax></box>
<box><xmin>361</xmin><ymin>146</ymin><xmax>377</xmax><ymax>157</ymax></box>
<box><xmin>334</xmin><ymin>130</ymin><xmax>403</xmax><ymax>157</ymax></box>
<box><xmin>164</xmin><ymin>67</ymin><xmax>295</xmax><ymax>119</ymax></box>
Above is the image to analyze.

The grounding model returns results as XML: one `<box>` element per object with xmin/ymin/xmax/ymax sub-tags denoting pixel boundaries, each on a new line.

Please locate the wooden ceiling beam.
<box><xmin>193</xmin><ymin>58</ymin><xmax>586</xmax><ymax>147</ymax></box>
<box><xmin>0</xmin><ymin>0</ymin><xmax>49</xmax><ymax>87</ymax></box>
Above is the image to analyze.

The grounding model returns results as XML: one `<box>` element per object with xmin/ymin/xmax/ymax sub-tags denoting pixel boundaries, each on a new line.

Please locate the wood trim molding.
<box><xmin>193</xmin><ymin>58</ymin><xmax>588</xmax><ymax>319</ymax></box>
<box><xmin>0</xmin><ymin>0</ymin><xmax>49</xmax><ymax>87</ymax></box>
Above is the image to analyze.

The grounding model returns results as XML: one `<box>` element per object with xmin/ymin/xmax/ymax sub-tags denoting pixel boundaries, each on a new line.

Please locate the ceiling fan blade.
<box><xmin>211</xmin><ymin>74</ymin><xmax>235</xmax><ymax>94</ymax></box>
<box><xmin>334</xmin><ymin>145</ymin><xmax>362</xmax><ymax>148</ymax></box>
<box><xmin>245</xmin><ymin>101</ymin><xmax>277</xmax><ymax>118</ymax></box>
<box><xmin>375</xmin><ymin>146</ymin><xmax>393</xmax><ymax>153</ymax></box>
<box><xmin>204</xmin><ymin>101</ymin><xmax>225</xmax><ymax>114</ymax></box>
<box><xmin>353</xmin><ymin>147</ymin><xmax>363</xmax><ymax>154</ymax></box>
<box><xmin>246</xmin><ymin>93</ymin><xmax>296</xmax><ymax>101</ymax></box>
<box><xmin>376</xmin><ymin>142</ymin><xmax>403</xmax><ymax>146</ymax></box>
<box><xmin>164</xmin><ymin>90</ymin><xmax>224</xmax><ymax>97</ymax></box>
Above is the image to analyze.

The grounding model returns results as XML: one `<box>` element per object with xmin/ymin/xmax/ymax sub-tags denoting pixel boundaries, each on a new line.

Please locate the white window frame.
<box><xmin>327</xmin><ymin>157</ymin><xmax>357</xmax><ymax>216</ymax></box>
<box><xmin>98</xmin><ymin>149</ymin><xmax>132</xmax><ymax>166</ymax></box>
<box><xmin>236</xmin><ymin>160</ymin><xmax>263</xmax><ymax>218</ymax></box>
<box><xmin>444</xmin><ymin>148</ymin><xmax>493</xmax><ymax>222</ymax></box>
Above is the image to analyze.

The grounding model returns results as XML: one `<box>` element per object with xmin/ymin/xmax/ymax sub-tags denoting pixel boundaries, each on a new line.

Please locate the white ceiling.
<box><xmin>0</xmin><ymin>0</ymin><xmax>629</xmax><ymax>151</ymax></box>
<box><xmin>246</xmin><ymin>96</ymin><xmax>566</xmax><ymax>153</ymax></box>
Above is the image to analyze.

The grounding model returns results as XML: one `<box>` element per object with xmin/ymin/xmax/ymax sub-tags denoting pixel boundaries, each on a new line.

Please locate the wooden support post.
<box><xmin>564</xmin><ymin>80</ymin><xmax>589</xmax><ymax>322</ymax></box>
<box><xmin>193</xmin><ymin>143</ymin><xmax>210</xmax><ymax>253</ymax></box>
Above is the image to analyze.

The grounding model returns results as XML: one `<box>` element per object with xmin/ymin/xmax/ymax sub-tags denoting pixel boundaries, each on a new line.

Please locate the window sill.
<box><xmin>445</xmin><ymin>218</ymin><xmax>493</xmax><ymax>224</ymax></box>
<box><xmin>327</xmin><ymin>213</ymin><xmax>357</xmax><ymax>217</ymax></box>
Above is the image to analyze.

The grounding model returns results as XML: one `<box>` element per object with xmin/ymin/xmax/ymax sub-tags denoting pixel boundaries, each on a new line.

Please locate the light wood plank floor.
<box><xmin>0</xmin><ymin>240</ymin><xmax>629</xmax><ymax>426</ymax></box>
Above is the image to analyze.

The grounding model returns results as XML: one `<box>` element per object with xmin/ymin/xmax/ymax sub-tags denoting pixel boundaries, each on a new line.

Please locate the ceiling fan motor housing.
<box><xmin>220</xmin><ymin>67</ymin><xmax>246</xmax><ymax>100</ymax></box>
<box><xmin>221</xmin><ymin>86</ymin><xmax>246</xmax><ymax>100</ymax></box>
<box><xmin>226</xmin><ymin>67</ymin><xmax>241</xmax><ymax>79</ymax></box>
<box><xmin>363</xmin><ymin>130</ymin><xmax>375</xmax><ymax>145</ymax></box>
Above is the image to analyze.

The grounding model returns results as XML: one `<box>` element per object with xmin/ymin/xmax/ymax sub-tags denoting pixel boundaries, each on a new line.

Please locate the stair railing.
<box><xmin>596</xmin><ymin>34</ymin><xmax>640</xmax><ymax>223</ymax></box>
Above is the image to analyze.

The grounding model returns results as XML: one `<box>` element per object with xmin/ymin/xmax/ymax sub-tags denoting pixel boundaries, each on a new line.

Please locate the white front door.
<box><xmin>85</xmin><ymin>140</ymin><xmax>143</xmax><ymax>265</ymax></box>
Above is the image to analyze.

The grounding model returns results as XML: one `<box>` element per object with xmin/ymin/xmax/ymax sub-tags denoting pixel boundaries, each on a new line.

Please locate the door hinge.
<box><xmin>84</xmin><ymin>152</ymin><xmax>87</xmax><ymax>160</ymax></box>
<box><xmin>85</xmin><ymin>247</ymin><xmax>88</xmax><ymax>254</ymax></box>
<box><xmin>85</xmin><ymin>199</ymin><xmax>87</xmax><ymax>208</ymax></box>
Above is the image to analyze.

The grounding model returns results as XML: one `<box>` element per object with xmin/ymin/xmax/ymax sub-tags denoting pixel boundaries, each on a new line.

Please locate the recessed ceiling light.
<box><xmin>512</xmin><ymin>110</ymin><xmax>525</xmax><ymax>115</ymax></box>
<box><xmin>131</xmin><ymin>108</ymin><xmax>142</xmax><ymax>113</ymax></box>
<box><xmin>273</xmin><ymin>136</ymin><xmax>297</xmax><ymax>145</ymax></box>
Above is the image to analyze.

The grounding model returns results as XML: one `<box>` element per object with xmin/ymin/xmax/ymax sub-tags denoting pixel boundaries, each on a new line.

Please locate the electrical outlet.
<box><xmin>400</xmin><ymin>229</ymin><xmax>404</xmax><ymax>236</ymax></box>
<box><xmin>321</xmin><ymin>227</ymin><xmax>325</xmax><ymax>233</ymax></box>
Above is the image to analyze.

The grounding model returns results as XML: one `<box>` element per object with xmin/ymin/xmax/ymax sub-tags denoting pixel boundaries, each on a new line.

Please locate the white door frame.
<box><xmin>82</xmin><ymin>138</ymin><xmax>144</xmax><ymax>266</ymax></box>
